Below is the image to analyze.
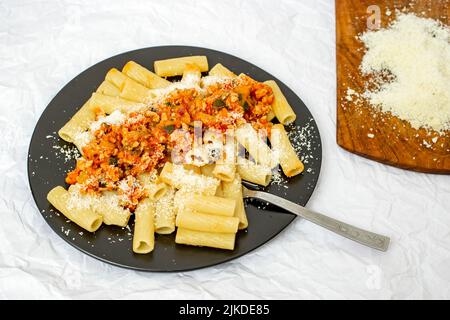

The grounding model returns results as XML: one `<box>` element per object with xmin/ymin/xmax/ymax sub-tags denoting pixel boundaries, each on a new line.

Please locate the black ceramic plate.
<box><xmin>28</xmin><ymin>46</ymin><xmax>322</xmax><ymax>271</ymax></box>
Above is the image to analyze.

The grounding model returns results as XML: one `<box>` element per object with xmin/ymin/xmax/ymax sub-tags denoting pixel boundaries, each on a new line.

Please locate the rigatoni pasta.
<box><xmin>96</xmin><ymin>80</ymin><xmax>121</xmax><ymax>97</ymax></box>
<box><xmin>105</xmin><ymin>68</ymin><xmax>129</xmax><ymax>88</ymax></box>
<box><xmin>185</xmin><ymin>195</ymin><xmax>236</xmax><ymax>217</ymax></box>
<box><xmin>222</xmin><ymin>174</ymin><xmax>248</xmax><ymax>230</ymax></box>
<box><xmin>200</xmin><ymin>163</ymin><xmax>216</xmax><ymax>177</ymax></box>
<box><xmin>208</xmin><ymin>63</ymin><xmax>236</xmax><ymax>78</ymax></box>
<box><xmin>133</xmin><ymin>198</ymin><xmax>155</xmax><ymax>254</ymax></box>
<box><xmin>138</xmin><ymin>172</ymin><xmax>168</xmax><ymax>201</ymax></box>
<box><xmin>237</xmin><ymin>158</ymin><xmax>272</xmax><ymax>187</ymax></box>
<box><xmin>47</xmin><ymin>186</ymin><xmax>103</xmax><ymax>232</ymax></box>
<box><xmin>119</xmin><ymin>78</ymin><xmax>155</xmax><ymax>103</ymax></box>
<box><xmin>160</xmin><ymin>162</ymin><xmax>219</xmax><ymax>196</ymax></box>
<box><xmin>266</xmin><ymin>110</ymin><xmax>276</xmax><ymax>121</ymax></box>
<box><xmin>94</xmin><ymin>191</ymin><xmax>131</xmax><ymax>227</ymax></box>
<box><xmin>89</xmin><ymin>92</ymin><xmax>145</xmax><ymax>114</ymax></box>
<box><xmin>181</xmin><ymin>64</ymin><xmax>202</xmax><ymax>85</ymax></box>
<box><xmin>270</xmin><ymin>124</ymin><xmax>304</xmax><ymax>177</ymax></box>
<box><xmin>154</xmin><ymin>188</ymin><xmax>176</xmax><ymax>235</ymax></box>
<box><xmin>183</xmin><ymin>164</ymin><xmax>202</xmax><ymax>174</ymax></box>
<box><xmin>58</xmin><ymin>99</ymin><xmax>95</xmax><ymax>143</ymax></box>
<box><xmin>176</xmin><ymin>210</ymin><xmax>239</xmax><ymax>233</ymax></box>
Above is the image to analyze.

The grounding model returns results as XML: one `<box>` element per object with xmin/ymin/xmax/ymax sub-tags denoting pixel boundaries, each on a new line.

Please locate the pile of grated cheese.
<box><xmin>359</xmin><ymin>13</ymin><xmax>450</xmax><ymax>133</ymax></box>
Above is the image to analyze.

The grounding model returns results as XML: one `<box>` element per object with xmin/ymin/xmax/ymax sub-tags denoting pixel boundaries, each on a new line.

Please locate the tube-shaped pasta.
<box><xmin>133</xmin><ymin>198</ymin><xmax>155</xmax><ymax>254</ymax></box>
<box><xmin>96</xmin><ymin>80</ymin><xmax>120</xmax><ymax>97</ymax></box>
<box><xmin>138</xmin><ymin>173</ymin><xmax>168</xmax><ymax>201</ymax></box>
<box><xmin>159</xmin><ymin>162</ymin><xmax>178</xmax><ymax>186</ymax></box>
<box><xmin>119</xmin><ymin>78</ymin><xmax>156</xmax><ymax>103</ymax></box>
<box><xmin>200</xmin><ymin>163</ymin><xmax>215</xmax><ymax>177</ymax></box>
<box><xmin>94</xmin><ymin>191</ymin><xmax>131</xmax><ymax>227</ymax></box>
<box><xmin>47</xmin><ymin>186</ymin><xmax>102</xmax><ymax>232</ymax></box>
<box><xmin>173</xmin><ymin>189</ymin><xmax>189</xmax><ymax>216</ymax></box>
<box><xmin>154</xmin><ymin>188</ymin><xmax>176</xmax><ymax>234</ymax></box>
<box><xmin>203</xmin><ymin>128</ymin><xmax>224</xmax><ymax>144</ymax></box>
<box><xmin>182</xmin><ymin>64</ymin><xmax>202</xmax><ymax>85</ymax></box>
<box><xmin>264</xmin><ymin>80</ymin><xmax>296</xmax><ymax>125</ymax></box>
<box><xmin>122</xmin><ymin>61</ymin><xmax>170</xmax><ymax>88</ymax></box>
<box><xmin>237</xmin><ymin>158</ymin><xmax>272</xmax><ymax>186</ymax></box>
<box><xmin>185</xmin><ymin>195</ymin><xmax>236</xmax><ymax>217</ymax></box>
<box><xmin>215</xmin><ymin>183</ymin><xmax>224</xmax><ymax>197</ymax></box>
<box><xmin>59</xmin><ymin>78</ymin><xmax>126</xmax><ymax>142</ymax></box>
<box><xmin>222</xmin><ymin>174</ymin><xmax>248</xmax><ymax>230</ymax></box>
<box><xmin>58</xmin><ymin>99</ymin><xmax>95</xmax><ymax>143</ymax></box>
<box><xmin>175</xmin><ymin>228</ymin><xmax>236</xmax><ymax>250</ymax></box>
<box><xmin>270</xmin><ymin>124</ymin><xmax>304</xmax><ymax>177</ymax></box>
<box><xmin>213</xmin><ymin>163</ymin><xmax>235</xmax><ymax>182</ymax></box>
<box><xmin>154</xmin><ymin>56</ymin><xmax>209</xmax><ymax>77</ymax></box>
<box><xmin>176</xmin><ymin>210</ymin><xmax>239</xmax><ymax>233</ymax></box>
<box><xmin>159</xmin><ymin>162</ymin><xmax>219</xmax><ymax>196</ymax></box>
<box><xmin>89</xmin><ymin>92</ymin><xmax>145</xmax><ymax>114</ymax></box>
<box><xmin>235</xmin><ymin>123</ymin><xmax>277</xmax><ymax>168</ymax></box>
<box><xmin>105</xmin><ymin>68</ymin><xmax>128</xmax><ymax>88</ymax></box>
<box><xmin>266</xmin><ymin>110</ymin><xmax>276</xmax><ymax>121</ymax></box>
<box><xmin>208</xmin><ymin>63</ymin><xmax>236</xmax><ymax>77</ymax></box>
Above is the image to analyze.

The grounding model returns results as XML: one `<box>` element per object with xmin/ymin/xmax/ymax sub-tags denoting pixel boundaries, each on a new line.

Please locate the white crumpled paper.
<box><xmin>1</xmin><ymin>0</ymin><xmax>449</xmax><ymax>299</ymax></box>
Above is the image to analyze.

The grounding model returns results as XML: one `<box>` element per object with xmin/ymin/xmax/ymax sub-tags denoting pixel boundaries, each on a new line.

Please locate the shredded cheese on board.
<box><xmin>359</xmin><ymin>13</ymin><xmax>450</xmax><ymax>133</ymax></box>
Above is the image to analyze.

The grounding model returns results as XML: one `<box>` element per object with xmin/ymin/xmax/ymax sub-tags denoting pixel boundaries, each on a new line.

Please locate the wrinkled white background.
<box><xmin>1</xmin><ymin>0</ymin><xmax>449</xmax><ymax>300</ymax></box>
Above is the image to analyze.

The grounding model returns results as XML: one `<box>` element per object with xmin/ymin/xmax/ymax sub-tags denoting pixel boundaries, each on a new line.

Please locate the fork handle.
<box><xmin>249</xmin><ymin>190</ymin><xmax>390</xmax><ymax>251</ymax></box>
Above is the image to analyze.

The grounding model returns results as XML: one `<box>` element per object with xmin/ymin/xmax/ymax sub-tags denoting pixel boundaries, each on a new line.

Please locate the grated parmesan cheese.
<box><xmin>52</xmin><ymin>144</ymin><xmax>80</xmax><ymax>162</ymax></box>
<box><xmin>359</xmin><ymin>13</ymin><xmax>450</xmax><ymax>133</ymax></box>
<box><xmin>73</xmin><ymin>110</ymin><xmax>126</xmax><ymax>149</ymax></box>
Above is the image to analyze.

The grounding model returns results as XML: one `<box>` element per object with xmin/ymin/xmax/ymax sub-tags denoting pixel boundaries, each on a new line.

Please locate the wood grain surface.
<box><xmin>336</xmin><ymin>0</ymin><xmax>450</xmax><ymax>173</ymax></box>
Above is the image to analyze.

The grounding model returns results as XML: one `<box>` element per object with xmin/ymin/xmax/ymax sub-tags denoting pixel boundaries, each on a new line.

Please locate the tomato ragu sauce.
<box><xmin>66</xmin><ymin>74</ymin><xmax>274</xmax><ymax>210</ymax></box>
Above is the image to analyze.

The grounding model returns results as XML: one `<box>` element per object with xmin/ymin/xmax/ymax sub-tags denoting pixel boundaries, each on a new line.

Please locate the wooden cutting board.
<box><xmin>336</xmin><ymin>0</ymin><xmax>450</xmax><ymax>173</ymax></box>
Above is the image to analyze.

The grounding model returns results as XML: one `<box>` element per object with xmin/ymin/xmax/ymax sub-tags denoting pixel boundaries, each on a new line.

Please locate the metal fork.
<box><xmin>242</xmin><ymin>186</ymin><xmax>390</xmax><ymax>251</ymax></box>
